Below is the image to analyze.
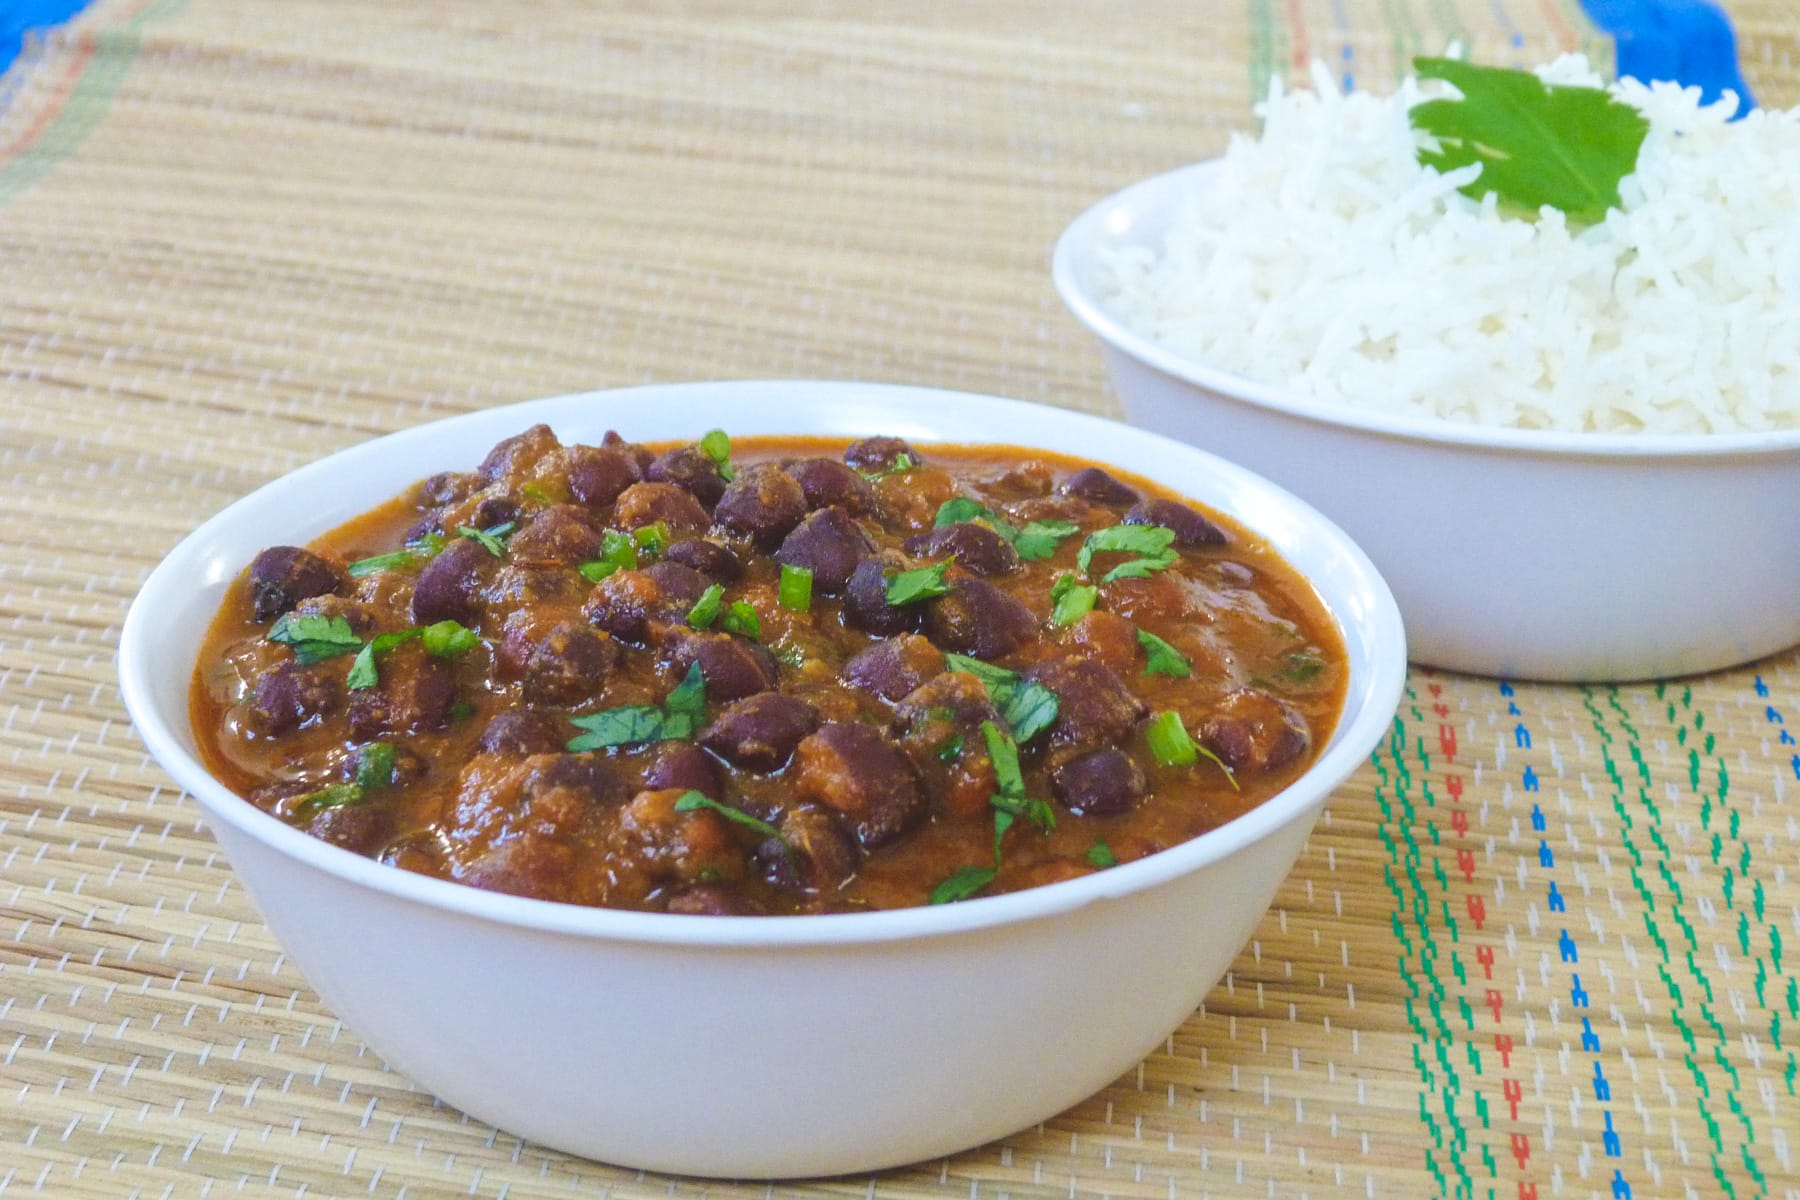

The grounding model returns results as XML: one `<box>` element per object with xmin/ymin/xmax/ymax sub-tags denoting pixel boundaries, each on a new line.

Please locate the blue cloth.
<box><xmin>1580</xmin><ymin>0</ymin><xmax>1755</xmax><ymax>109</ymax></box>
<box><xmin>0</xmin><ymin>0</ymin><xmax>94</xmax><ymax>79</ymax></box>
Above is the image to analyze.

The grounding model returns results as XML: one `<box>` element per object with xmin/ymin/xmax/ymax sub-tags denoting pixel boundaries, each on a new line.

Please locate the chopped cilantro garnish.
<box><xmin>353</xmin><ymin>742</ymin><xmax>398</xmax><ymax>790</ymax></box>
<box><xmin>777</xmin><ymin>564</ymin><xmax>813</xmax><ymax>612</ymax></box>
<box><xmin>565</xmin><ymin>705</ymin><xmax>678</xmax><ymax>751</ymax></box>
<box><xmin>933</xmin><ymin>497</ymin><xmax>1018</xmax><ymax>542</ymax></box>
<box><xmin>1136</xmin><ymin>628</ymin><xmax>1191</xmax><ymax>678</ymax></box>
<box><xmin>566</xmin><ymin>662</ymin><xmax>706</xmax><ymax>750</ymax></box>
<box><xmin>980</xmin><ymin>719</ymin><xmax>1024</xmax><ymax>795</ymax></box>
<box><xmin>457</xmin><ymin>521</ymin><xmax>515</xmax><ymax>557</ymax></box>
<box><xmin>519</xmin><ymin>481</ymin><xmax>555</xmax><ymax>507</ymax></box>
<box><xmin>580</xmin><ymin>529</ymin><xmax>641</xmax><ymax>582</ymax></box>
<box><xmin>1284</xmin><ymin>652</ymin><xmax>1325</xmax><ymax>682</ymax></box>
<box><xmin>935</xmin><ymin>732</ymin><xmax>965</xmax><ymax>763</ymax></box>
<box><xmin>884</xmin><ymin>559</ymin><xmax>955</xmax><ymax>606</ymax></box>
<box><xmin>267</xmin><ymin>612</ymin><xmax>363</xmax><ymax>666</ymax></box>
<box><xmin>1145</xmin><ymin>709</ymin><xmax>1198</xmax><ymax>768</ymax></box>
<box><xmin>945</xmin><ymin>655</ymin><xmax>1059</xmax><ymax>743</ymax></box>
<box><xmin>1410</xmin><ymin>57</ymin><xmax>1650</xmax><ymax>226</ymax></box>
<box><xmin>1049</xmin><ymin>572</ymin><xmax>1098</xmax><ymax>627</ymax></box>
<box><xmin>410</xmin><ymin>531</ymin><xmax>448</xmax><ymax>559</ymax></box>
<box><xmin>687</xmin><ymin>583</ymin><xmax>726</xmax><ymax>630</ymax></box>
<box><xmin>345</xmin><ymin>628</ymin><xmax>418</xmax><ymax>690</ymax></box>
<box><xmin>929</xmin><ymin>864</ymin><xmax>998</xmax><ymax>905</ymax></box>
<box><xmin>420</xmin><ymin>619</ymin><xmax>480</xmax><ymax>659</ymax></box>
<box><xmin>673</xmin><ymin>790</ymin><xmax>783</xmax><ymax>843</ymax></box>
<box><xmin>1012</xmin><ymin>519</ymin><xmax>1081</xmax><ymax>562</ymax></box>
<box><xmin>294</xmin><ymin>782</ymin><xmax>365</xmax><ymax>813</ymax></box>
<box><xmin>1078</xmin><ymin>524</ymin><xmax>1179</xmax><ymax>583</ymax></box>
<box><xmin>346</xmin><ymin>548</ymin><xmax>418</xmax><ymax>578</ymax></box>
<box><xmin>698</xmin><ymin>429</ymin><xmax>736</xmax><ymax>482</ymax></box>
<box><xmin>1087</xmin><ymin>841</ymin><xmax>1118</xmax><ymax>869</ymax></box>
<box><xmin>719</xmin><ymin>599</ymin><xmax>761</xmax><ymax>641</ymax></box>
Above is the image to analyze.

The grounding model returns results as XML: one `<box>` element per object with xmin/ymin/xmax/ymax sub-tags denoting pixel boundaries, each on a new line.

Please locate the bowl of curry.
<box><xmin>120</xmin><ymin>381</ymin><xmax>1405</xmax><ymax>1177</ymax></box>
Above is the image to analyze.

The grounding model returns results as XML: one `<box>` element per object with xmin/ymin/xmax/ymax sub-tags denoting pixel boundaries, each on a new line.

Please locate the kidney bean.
<box><xmin>411</xmin><ymin>536</ymin><xmax>491</xmax><ymax>625</ymax></box>
<box><xmin>1059</xmin><ymin>467</ymin><xmax>1139</xmax><ymax>508</ymax></box>
<box><xmin>480</xmin><ymin>710</ymin><xmax>565</xmax><ymax>756</ymax></box>
<box><xmin>662</xmin><ymin>538</ymin><xmax>741</xmax><ymax>582</ymax></box>
<box><xmin>471</xmin><ymin>495</ymin><xmax>519</xmax><ymax>530</ymax></box>
<box><xmin>893</xmin><ymin>671</ymin><xmax>998</xmax><ymax>731</ymax></box>
<box><xmin>613</xmin><ymin>482</ymin><xmax>711</xmax><ymax>535</ymax></box>
<box><xmin>923</xmin><ymin>577</ymin><xmax>1038</xmax><ymax>659</ymax></box>
<box><xmin>523</xmin><ymin>622</ymin><xmax>621</xmax><ymax>706</ymax></box>
<box><xmin>791</xmin><ymin>723</ymin><xmax>925</xmax><ymax>850</ymax></box>
<box><xmin>600</xmin><ymin>430</ymin><xmax>656</xmax><ymax>475</ymax></box>
<box><xmin>564</xmin><ymin>444</ymin><xmax>642</xmax><ymax>508</ymax></box>
<box><xmin>645</xmin><ymin>560</ymin><xmax>712</xmax><ymax>607</ymax></box>
<box><xmin>843</xmin><ymin>436</ymin><xmax>918</xmax><ymax>472</ymax></box>
<box><xmin>1124</xmin><ymin>497</ymin><xmax>1227</xmax><ymax>547</ymax></box>
<box><xmin>665</xmin><ymin>883</ymin><xmax>752</xmax><ymax>915</ymax></box>
<box><xmin>582</xmin><ymin>568</ymin><xmax>677</xmax><ymax>646</ymax></box>
<box><xmin>761</xmin><ymin>807</ymin><xmax>859</xmax><ymax>895</ymax></box>
<box><xmin>306</xmin><ymin>802</ymin><xmax>395</xmax><ymax>856</ymax></box>
<box><xmin>1023</xmin><ymin>658</ymin><xmax>1147</xmax><ymax>753</ymax></box>
<box><xmin>525</xmin><ymin>752</ymin><xmax>630</xmax><ymax>814</ymax></box>
<box><xmin>843</xmin><ymin>553</ymin><xmax>922</xmax><ymax>637</ymax></box>
<box><xmin>785</xmin><ymin>457</ymin><xmax>877</xmax><ymax>514</ymax></box>
<box><xmin>478</xmin><ymin>423</ymin><xmax>560</xmax><ymax>484</ymax></box>
<box><xmin>507</xmin><ymin>504</ymin><xmax>603</xmax><ymax>566</ymax></box>
<box><xmin>904</xmin><ymin>522</ymin><xmax>1018</xmax><ymax>577</ymax></box>
<box><xmin>700</xmin><ymin>693</ymin><xmax>821</xmax><ymax>772</ymax></box>
<box><xmin>610</xmin><ymin>788</ymin><xmax>746</xmax><ymax>895</ymax></box>
<box><xmin>841</xmin><ymin>634</ymin><xmax>945</xmax><ymax>703</ymax></box>
<box><xmin>247</xmin><ymin>663</ymin><xmax>341</xmax><ymax>735</ymax></box>
<box><xmin>347</xmin><ymin>652</ymin><xmax>457</xmax><ymax>739</ymax></box>
<box><xmin>1049</xmin><ymin>749</ymin><xmax>1147</xmax><ymax>817</ymax></box>
<box><xmin>647</xmin><ymin>445</ymin><xmax>727</xmax><ymax>508</ymax></box>
<box><xmin>458</xmin><ymin>834</ymin><xmax>578</xmax><ymax>902</ymax></box>
<box><xmin>1198</xmin><ymin>690</ymin><xmax>1310</xmax><ymax>773</ymax></box>
<box><xmin>661</xmin><ymin>628</ymin><xmax>776</xmax><ymax>703</ymax></box>
<box><xmin>711</xmin><ymin>463</ymin><xmax>808</xmax><ymax>549</ymax></box>
<box><xmin>420</xmin><ymin>471</ymin><xmax>477</xmax><ymax>505</ymax></box>
<box><xmin>775</xmin><ymin>507</ymin><xmax>872</xmax><ymax>593</ymax></box>
<box><xmin>643</xmin><ymin>741</ymin><xmax>725</xmax><ymax>796</ymax></box>
<box><xmin>248</xmin><ymin>546</ymin><xmax>346</xmax><ymax>623</ymax></box>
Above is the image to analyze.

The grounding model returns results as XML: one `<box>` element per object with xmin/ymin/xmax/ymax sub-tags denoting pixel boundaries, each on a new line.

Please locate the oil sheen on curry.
<box><xmin>192</xmin><ymin>427</ymin><xmax>1347</xmax><ymax>914</ymax></box>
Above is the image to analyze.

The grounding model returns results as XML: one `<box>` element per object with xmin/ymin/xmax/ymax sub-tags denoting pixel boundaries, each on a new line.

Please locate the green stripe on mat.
<box><xmin>0</xmin><ymin>0</ymin><xmax>186</xmax><ymax>207</ymax></box>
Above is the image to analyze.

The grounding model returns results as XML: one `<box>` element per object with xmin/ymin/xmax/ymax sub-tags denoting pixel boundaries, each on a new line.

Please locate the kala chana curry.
<box><xmin>191</xmin><ymin>426</ymin><xmax>1346</xmax><ymax>914</ymax></box>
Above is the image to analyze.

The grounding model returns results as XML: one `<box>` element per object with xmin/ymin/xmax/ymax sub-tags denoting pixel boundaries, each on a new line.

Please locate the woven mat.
<box><xmin>2</xmin><ymin>1</ymin><xmax>1796</xmax><ymax>1196</ymax></box>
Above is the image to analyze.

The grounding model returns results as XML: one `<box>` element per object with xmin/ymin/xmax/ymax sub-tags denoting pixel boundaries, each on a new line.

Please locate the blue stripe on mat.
<box><xmin>1580</xmin><ymin>0</ymin><xmax>1755</xmax><ymax>108</ymax></box>
<box><xmin>0</xmin><ymin>0</ymin><xmax>95</xmax><ymax>78</ymax></box>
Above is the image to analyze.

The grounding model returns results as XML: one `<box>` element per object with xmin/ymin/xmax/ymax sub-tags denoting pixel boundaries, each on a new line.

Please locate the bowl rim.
<box><xmin>118</xmin><ymin>380</ymin><xmax>1408</xmax><ymax>950</ymax></box>
<box><xmin>1052</xmin><ymin>160</ymin><xmax>1800</xmax><ymax>459</ymax></box>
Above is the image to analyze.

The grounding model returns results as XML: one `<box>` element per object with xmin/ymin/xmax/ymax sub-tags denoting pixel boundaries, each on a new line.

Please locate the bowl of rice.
<box><xmin>1053</xmin><ymin>56</ymin><xmax>1800</xmax><ymax>682</ymax></box>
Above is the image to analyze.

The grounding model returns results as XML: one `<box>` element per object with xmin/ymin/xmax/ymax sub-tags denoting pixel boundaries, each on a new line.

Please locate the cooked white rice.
<box><xmin>1096</xmin><ymin>56</ymin><xmax>1800</xmax><ymax>434</ymax></box>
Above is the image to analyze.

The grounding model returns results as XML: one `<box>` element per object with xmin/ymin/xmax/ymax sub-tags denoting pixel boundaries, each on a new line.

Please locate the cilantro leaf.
<box><xmin>347</xmin><ymin>548</ymin><xmax>418</xmax><ymax>578</ymax></box>
<box><xmin>1410</xmin><ymin>57</ymin><xmax>1649</xmax><ymax>226</ymax></box>
<box><xmin>353</xmin><ymin>742</ymin><xmax>398</xmax><ymax>790</ymax></box>
<box><xmin>1049</xmin><ymin>572</ymin><xmax>1098</xmax><ymax>627</ymax></box>
<box><xmin>673</xmin><ymin>790</ymin><xmax>783</xmax><ymax>842</ymax></box>
<box><xmin>1012</xmin><ymin>519</ymin><xmax>1081</xmax><ymax>562</ymax></box>
<box><xmin>457</xmin><ymin>521</ymin><xmax>515</xmax><ymax>557</ymax></box>
<box><xmin>929</xmin><ymin>864</ymin><xmax>997</xmax><ymax>905</ymax></box>
<box><xmin>1078</xmin><ymin>525</ymin><xmax>1179</xmax><ymax>583</ymax></box>
<box><xmin>565</xmin><ymin>706</ymin><xmax>677</xmax><ymax>751</ymax></box>
<box><xmin>345</xmin><ymin>628</ymin><xmax>420</xmax><ymax>690</ymax></box>
<box><xmin>947</xmin><ymin>656</ymin><xmax>1058</xmax><ymax>743</ymax></box>
<box><xmin>698</xmin><ymin>429</ymin><xmax>736</xmax><ymax>482</ymax></box>
<box><xmin>933</xmin><ymin>497</ymin><xmax>1019</xmax><ymax>542</ymax></box>
<box><xmin>420</xmin><ymin>619</ymin><xmax>480</xmax><ymax>658</ymax></box>
<box><xmin>1087</xmin><ymin>840</ymin><xmax>1118</xmax><ymax>869</ymax></box>
<box><xmin>857</xmin><ymin>451</ymin><xmax>917</xmax><ymax>481</ymax></box>
<box><xmin>979</xmin><ymin>720</ymin><xmax>1024</xmax><ymax>796</ymax></box>
<box><xmin>267</xmin><ymin>613</ymin><xmax>363</xmax><ymax>666</ymax></box>
<box><xmin>1136</xmin><ymin>628</ymin><xmax>1192</xmax><ymax>678</ymax></box>
<box><xmin>662</xmin><ymin>662</ymin><xmax>707</xmax><ymax>725</ymax></box>
<box><xmin>885</xmin><ymin>559</ymin><xmax>955</xmax><ymax>606</ymax></box>
<box><xmin>294</xmin><ymin>782</ymin><xmax>366</xmax><ymax>813</ymax></box>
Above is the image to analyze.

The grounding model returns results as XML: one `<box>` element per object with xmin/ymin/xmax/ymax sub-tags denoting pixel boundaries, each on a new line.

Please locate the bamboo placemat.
<box><xmin>1</xmin><ymin>2</ymin><xmax>1795</xmax><ymax>1197</ymax></box>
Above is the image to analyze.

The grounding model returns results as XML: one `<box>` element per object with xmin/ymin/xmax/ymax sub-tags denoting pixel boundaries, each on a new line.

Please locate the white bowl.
<box><xmin>1054</xmin><ymin>161</ymin><xmax>1800</xmax><ymax>682</ymax></box>
<box><xmin>118</xmin><ymin>381</ymin><xmax>1405</xmax><ymax>1178</ymax></box>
